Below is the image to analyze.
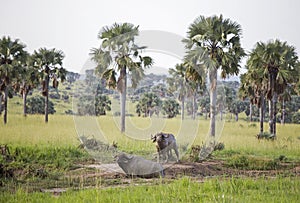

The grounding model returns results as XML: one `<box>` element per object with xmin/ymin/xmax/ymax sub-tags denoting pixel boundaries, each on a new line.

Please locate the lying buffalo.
<box><xmin>151</xmin><ymin>132</ymin><xmax>179</xmax><ymax>163</ymax></box>
<box><xmin>115</xmin><ymin>153</ymin><xmax>164</xmax><ymax>178</ymax></box>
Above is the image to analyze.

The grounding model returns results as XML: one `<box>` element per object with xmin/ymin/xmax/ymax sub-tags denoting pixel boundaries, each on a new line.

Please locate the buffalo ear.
<box><xmin>164</xmin><ymin>134</ymin><xmax>170</xmax><ymax>138</ymax></box>
<box><xmin>151</xmin><ymin>134</ymin><xmax>157</xmax><ymax>142</ymax></box>
<box><xmin>123</xmin><ymin>153</ymin><xmax>133</xmax><ymax>160</ymax></box>
<box><xmin>122</xmin><ymin>158</ymin><xmax>129</xmax><ymax>163</ymax></box>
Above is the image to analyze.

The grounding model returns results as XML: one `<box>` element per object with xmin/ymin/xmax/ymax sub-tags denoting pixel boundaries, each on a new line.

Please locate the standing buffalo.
<box><xmin>115</xmin><ymin>153</ymin><xmax>164</xmax><ymax>178</ymax></box>
<box><xmin>151</xmin><ymin>132</ymin><xmax>179</xmax><ymax>163</ymax></box>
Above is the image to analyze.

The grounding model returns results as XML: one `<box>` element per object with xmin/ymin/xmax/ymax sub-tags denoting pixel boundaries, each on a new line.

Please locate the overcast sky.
<box><xmin>1</xmin><ymin>0</ymin><xmax>299</xmax><ymax>73</ymax></box>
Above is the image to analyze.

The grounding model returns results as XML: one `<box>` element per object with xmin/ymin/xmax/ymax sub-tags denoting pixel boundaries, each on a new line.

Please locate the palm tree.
<box><xmin>185</xmin><ymin>61</ymin><xmax>205</xmax><ymax>120</ymax></box>
<box><xmin>188</xmin><ymin>82</ymin><xmax>203</xmax><ymax>120</ymax></box>
<box><xmin>278</xmin><ymin>85</ymin><xmax>292</xmax><ymax>125</ymax></box>
<box><xmin>229</xmin><ymin>99</ymin><xmax>246</xmax><ymax>121</ymax></box>
<box><xmin>239</xmin><ymin>73</ymin><xmax>255</xmax><ymax>122</ymax></box>
<box><xmin>184</xmin><ymin>15</ymin><xmax>245</xmax><ymax>136</ymax></box>
<box><xmin>90</xmin><ymin>23</ymin><xmax>153</xmax><ymax>132</ymax></box>
<box><xmin>241</xmin><ymin>64</ymin><xmax>269</xmax><ymax>134</ymax></box>
<box><xmin>167</xmin><ymin>63</ymin><xmax>188</xmax><ymax>120</ymax></box>
<box><xmin>248</xmin><ymin>40</ymin><xmax>299</xmax><ymax>137</ymax></box>
<box><xmin>31</xmin><ymin>48</ymin><xmax>66</xmax><ymax>122</ymax></box>
<box><xmin>18</xmin><ymin>61</ymin><xmax>40</xmax><ymax>116</ymax></box>
<box><xmin>0</xmin><ymin>36</ymin><xmax>27</xmax><ymax>124</ymax></box>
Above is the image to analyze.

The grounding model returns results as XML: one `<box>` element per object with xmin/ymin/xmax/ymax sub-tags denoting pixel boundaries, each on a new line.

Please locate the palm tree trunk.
<box><xmin>259</xmin><ymin>93</ymin><xmax>265</xmax><ymax>134</ymax></box>
<box><xmin>181</xmin><ymin>97</ymin><xmax>185</xmax><ymax>120</ymax></box>
<box><xmin>45</xmin><ymin>76</ymin><xmax>49</xmax><ymax>123</ymax></box>
<box><xmin>120</xmin><ymin>90</ymin><xmax>126</xmax><ymax>132</ymax></box>
<box><xmin>281</xmin><ymin>100</ymin><xmax>285</xmax><ymax>125</ymax></box>
<box><xmin>3</xmin><ymin>86</ymin><xmax>8</xmax><ymax>124</ymax></box>
<box><xmin>273</xmin><ymin>92</ymin><xmax>278</xmax><ymax>137</ymax></box>
<box><xmin>268</xmin><ymin>73</ymin><xmax>275</xmax><ymax>135</ymax></box>
<box><xmin>209</xmin><ymin>67</ymin><xmax>217</xmax><ymax>137</ymax></box>
<box><xmin>235</xmin><ymin>113</ymin><xmax>238</xmax><ymax>121</ymax></box>
<box><xmin>219</xmin><ymin>104</ymin><xmax>223</xmax><ymax>121</ymax></box>
<box><xmin>23</xmin><ymin>91</ymin><xmax>27</xmax><ymax>117</ymax></box>
<box><xmin>120</xmin><ymin>66</ymin><xmax>127</xmax><ymax>133</ymax></box>
<box><xmin>249</xmin><ymin>102</ymin><xmax>253</xmax><ymax>122</ymax></box>
<box><xmin>192</xmin><ymin>94</ymin><xmax>196</xmax><ymax>120</ymax></box>
<box><xmin>0</xmin><ymin>93</ymin><xmax>2</xmax><ymax>115</ymax></box>
<box><xmin>268</xmin><ymin>99</ymin><xmax>273</xmax><ymax>134</ymax></box>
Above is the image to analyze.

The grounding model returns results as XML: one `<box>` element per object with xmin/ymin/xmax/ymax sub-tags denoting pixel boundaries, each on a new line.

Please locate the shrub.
<box><xmin>65</xmin><ymin>109</ymin><xmax>74</xmax><ymax>115</ymax></box>
<box><xmin>256</xmin><ymin>132</ymin><xmax>275</xmax><ymax>140</ymax></box>
<box><xmin>0</xmin><ymin>144</ymin><xmax>90</xmax><ymax>180</ymax></box>
<box><xmin>77</xmin><ymin>95</ymin><xmax>111</xmax><ymax>116</ymax></box>
<box><xmin>162</xmin><ymin>99</ymin><xmax>180</xmax><ymax>118</ymax></box>
<box><xmin>292</xmin><ymin>112</ymin><xmax>300</xmax><ymax>124</ymax></box>
<box><xmin>227</xmin><ymin>155</ymin><xmax>282</xmax><ymax>170</ymax></box>
<box><xmin>214</xmin><ymin>142</ymin><xmax>225</xmax><ymax>151</ymax></box>
<box><xmin>188</xmin><ymin>142</ymin><xmax>225</xmax><ymax>162</ymax></box>
<box><xmin>248</xmin><ymin>123</ymin><xmax>257</xmax><ymax>128</ymax></box>
<box><xmin>26</xmin><ymin>96</ymin><xmax>56</xmax><ymax>114</ymax></box>
<box><xmin>227</xmin><ymin>155</ymin><xmax>249</xmax><ymax>169</ymax></box>
<box><xmin>62</xmin><ymin>94</ymin><xmax>69</xmax><ymax>101</ymax></box>
<box><xmin>49</xmin><ymin>93</ymin><xmax>60</xmax><ymax>99</ymax></box>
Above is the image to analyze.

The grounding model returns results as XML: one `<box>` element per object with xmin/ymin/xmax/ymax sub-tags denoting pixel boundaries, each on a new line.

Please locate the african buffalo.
<box><xmin>151</xmin><ymin>132</ymin><xmax>179</xmax><ymax>163</ymax></box>
<box><xmin>115</xmin><ymin>153</ymin><xmax>164</xmax><ymax>178</ymax></box>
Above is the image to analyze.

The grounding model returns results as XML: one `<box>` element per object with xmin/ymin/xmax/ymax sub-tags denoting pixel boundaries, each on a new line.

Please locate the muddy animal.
<box><xmin>151</xmin><ymin>132</ymin><xmax>179</xmax><ymax>163</ymax></box>
<box><xmin>115</xmin><ymin>153</ymin><xmax>164</xmax><ymax>178</ymax></box>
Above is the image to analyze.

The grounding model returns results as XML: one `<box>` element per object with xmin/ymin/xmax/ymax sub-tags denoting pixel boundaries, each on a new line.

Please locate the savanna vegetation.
<box><xmin>1</xmin><ymin>14</ymin><xmax>300</xmax><ymax>202</ymax></box>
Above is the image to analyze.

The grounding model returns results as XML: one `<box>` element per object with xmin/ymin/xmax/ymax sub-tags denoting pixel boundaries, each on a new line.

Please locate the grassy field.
<box><xmin>1</xmin><ymin>177</ymin><xmax>299</xmax><ymax>202</ymax></box>
<box><xmin>1</xmin><ymin>112</ymin><xmax>300</xmax><ymax>160</ymax></box>
<box><xmin>1</xmin><ymin>97</ymin><xmax>300</xmax><ymax>202</ymax></box>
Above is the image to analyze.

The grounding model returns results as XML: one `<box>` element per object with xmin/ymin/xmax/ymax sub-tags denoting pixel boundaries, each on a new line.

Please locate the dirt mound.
<box><xmin>163</xmin><ymin>161</ymin><xmax>226</xmax><ymax>178</ymax></box>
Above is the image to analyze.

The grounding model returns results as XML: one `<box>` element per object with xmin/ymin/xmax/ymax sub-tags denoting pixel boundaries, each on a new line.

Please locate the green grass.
<box><xmin>0</xmin><ymin>114</ymin><xmax>78</xmax><ymax>147</ymax></box>
<box><xmin>1</xmin><ymin>96</ymin><xmax>300</xmax><ymax>202</ymax></box>
<box><xmin>1</xmin><ymin>110</ymin><xmax>300</xmax><ymax>161</ymax></box>
<box><xmin>1</xmin><ymin>176</ymin><xmax>299</xmax><ymax>202</ymax></box>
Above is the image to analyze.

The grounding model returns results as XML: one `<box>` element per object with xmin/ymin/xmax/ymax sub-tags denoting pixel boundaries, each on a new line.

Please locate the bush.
<box><xmin>77</xmin><ymin>95</ymin><xmax>111</xmax><ymax>116</ymax></box>
<box><xmin>65</xmin><ymin>109</ymin><xmax>74</xmax><ymax>115</ymax></box>
<box><xmin>292</xmin><ymin>112</ymin><xmax>300</xmax><ymax>124</ymax></box>
<box><xmin>227</xmin><ymin>155</ymin><xmax>282</xmax><ymax>170</ymax></box>
<box><xmin>214</xmin><ymin>142</ymin><xmax>225</xmax><ymax>151</ymax></box>
<box><xmin>228</xmin><ymin>155</ymin><xmax>249</xmax><ymax>169</ymax></box>
<box><xmin>188</xmin><ymin>142</ymin><xmax>225</xmax><ymax>162</ymax></box>
<box><xmin>248</xmin><ymin>123</ymin><xmax>257</xmax><ymax>128</ymax></box>
<box><xmin>26</xmin><ymin>96</ymin><xmax>56</xmax><ymax>114</ymax></box>
<box><xmin>62</xmin><ymin>94</ymin><xmax>69</xmax><ymax>101</ymax></box>
<box><xmin>256</xmin><ymin>132</ymin><xmax>275</xmax><ymax>140</ymax></box>
<box><xmin>49</xmin><ymin>93</ymin><xmax>60</xmax><ymax>99</ymax></box>
<box><xmin>0</xmin><ymin>144</ymin><xmax>90</xmax><ymax>180</ymax></box>
<box><xmin>162</xmin><ymin>99</ymin><xmax>179</xmax><ymax>118</ymax></box>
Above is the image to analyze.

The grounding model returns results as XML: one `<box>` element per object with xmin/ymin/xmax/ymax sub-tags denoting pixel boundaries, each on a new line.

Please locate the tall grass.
<box><xmin>1</xmin><ymin>176</ymin><xmax>299</xmax><ymax>202</ymax></box>
<box><xmin>1</xmin><ymin>112</ymin><xmax>300</xmax><ymax>160</ymax></box>
<box><xmin>0</xmin><ymin>114</ymin><xmax>78</xmax><ymax>147</ymax></box>
<box><xmin>1</xmin><ymin>98</ymin><xmax>299</xmax><ymax>202</ymax></box>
